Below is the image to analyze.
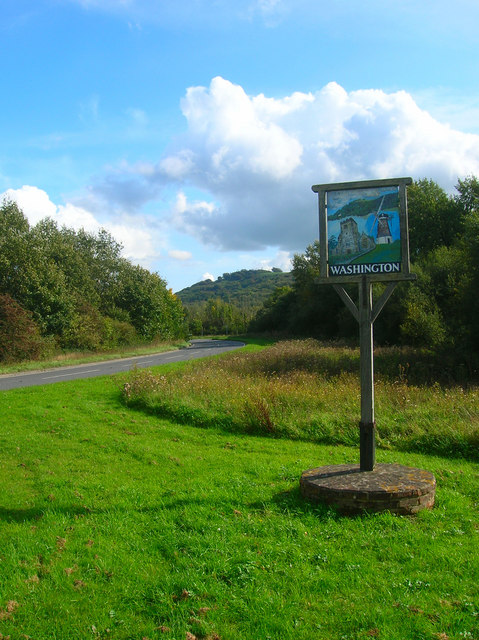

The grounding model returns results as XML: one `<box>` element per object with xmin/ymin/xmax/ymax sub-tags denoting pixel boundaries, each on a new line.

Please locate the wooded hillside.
<box><xmin>177</xmin><ymin>269</ymin><xmax>293</xmax><ymax>335</ymax></box>
<box><xmin>176</xmin><ymin>269</ymin><xmax>293</xmax><ymax>306</ymax></box>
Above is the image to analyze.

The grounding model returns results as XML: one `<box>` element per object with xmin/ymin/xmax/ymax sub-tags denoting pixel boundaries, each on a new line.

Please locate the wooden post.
<box><xmin>333</xmin><ymin>279</ymin><xmax>399</xmax><ymax>471</ymax></box>
<box><xmin>358</xmin><ymin>277</ymin><xmax>375</xmax><ymax>471</ymax></box>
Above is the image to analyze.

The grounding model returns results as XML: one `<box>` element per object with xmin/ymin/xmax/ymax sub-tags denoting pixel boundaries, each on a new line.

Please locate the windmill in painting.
<box><xmin>370</xmin><ymin>195</ymin><xmax>393</xmax><ymax>245</ymax></box>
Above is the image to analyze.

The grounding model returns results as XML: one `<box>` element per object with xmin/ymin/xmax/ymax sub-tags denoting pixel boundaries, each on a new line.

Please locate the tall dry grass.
<box><xmin>122</xmin><ymin>339</ymin><xmax>479</xmax><ymax>459</ymax></box>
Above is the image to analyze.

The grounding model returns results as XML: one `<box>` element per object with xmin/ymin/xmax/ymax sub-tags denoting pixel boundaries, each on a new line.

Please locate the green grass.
<box><xmin>0</xmin><ymin>340</ymin><xmax>190</xmax><ymax>375</ymax></box>
<box><xmin>353</xmin><ymin>240</ymin><xmax>402</xmax><ymax>264</ymax></box>
<box><xmin>328</xmin><ymin>241</ymin><xmax>401</xmax><ymax>266</ymax></box>
<box><xmin>0</xmin><ymin>343</ymin><xmax>478</xmax><ymax>639</ymax></box>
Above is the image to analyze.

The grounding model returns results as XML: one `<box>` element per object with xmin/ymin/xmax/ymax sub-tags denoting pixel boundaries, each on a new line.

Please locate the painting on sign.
<box><xmin>327</xmin><ymin>186</ymin><xmax>401</xmax><ymax>276</ymax></box>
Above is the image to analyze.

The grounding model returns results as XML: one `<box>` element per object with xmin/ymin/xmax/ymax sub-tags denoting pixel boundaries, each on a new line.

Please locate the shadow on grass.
<box><xmin>0</xmin><ymin>491</ymin><xmax>340</xmax><ymax>524</ymax></box>
<box><xmin>0</xmin><ymin>489</ymin><xmax>405</xmax><ymax>525</ymax></box>
<box><xmin>122</xmin><ymin>394</ymin><xmax>479</xmax><ymax>464</ymax></box>
<box><xmin>0</xmin><ymin>505</ymin><xmax>93</xmax><ymax>523</ymax></box>
<box><xmin>270</xmin><ymin>486</ymin><xmax>415</xmax><ymax>521</ymax></box>
<box><xmin>248</xmin><ymin>485</ymin><xmax>345</xmax><ymax>521</ymax></box>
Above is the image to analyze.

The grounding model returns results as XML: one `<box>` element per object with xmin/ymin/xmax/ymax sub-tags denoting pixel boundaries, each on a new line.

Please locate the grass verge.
<box><xmin>0</xmin><ymin>340</ymin><xmax>190</xmax><ymax>375</ymax></box>
<box><xmin>0</xmin><ymin>343</ymin><xmax>478</xmax><ymax>639</ymax></box>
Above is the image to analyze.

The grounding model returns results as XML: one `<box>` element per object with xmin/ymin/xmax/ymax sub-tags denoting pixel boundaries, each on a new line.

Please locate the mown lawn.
<box><xmin>0</xmin><ymin>343</ymin><xmax>478</xmax><ymax>640</ymax></box>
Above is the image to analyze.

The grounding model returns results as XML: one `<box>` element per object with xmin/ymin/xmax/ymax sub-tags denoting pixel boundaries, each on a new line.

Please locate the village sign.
<box><xmin>312</xmin><ymin>177</ymin><xmax>416</xmax><ymax>471</ymax></box>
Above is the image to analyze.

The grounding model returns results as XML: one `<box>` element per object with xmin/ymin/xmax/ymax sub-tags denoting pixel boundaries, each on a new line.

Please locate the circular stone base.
<box><xmin>300</xmin><ymin>463</ymin><xmax>436</xmax><ymax>515</ymax></box>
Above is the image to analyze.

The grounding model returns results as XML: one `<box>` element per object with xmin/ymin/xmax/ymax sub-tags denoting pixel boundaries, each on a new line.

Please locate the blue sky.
<box><xmin>2</xmin><ymin>0</ymin><xmax>479</xmax><ymax>291</ymax></box>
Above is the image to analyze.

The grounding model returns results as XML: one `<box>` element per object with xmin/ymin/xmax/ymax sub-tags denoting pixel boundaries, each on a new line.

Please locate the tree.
<box><xmin>407</xmin><ymin>179</ymin><xmax>463</xmax><ymax>257</ymax></box>
<box><xmin>31</xmin><ymin>219</ymin><xmax>99</xmax><ymax>308</ymax></box>
<box><xmin>115</xmin><ymin>264</ymin><xmax>186</xmax><ymax>341</ymax></box>
<box><xmin>0</xmin><ymin>200</ymin><xmax>31</xmax><ymax>301</ymax></box>
<box><xmin>455</xmin><ymin>175</ymin><xmax>479</xmax><ymax>215</ymax></box>
<box><xmin>0</xmin><ymin>199</ymin><xmax>187</xmax><ymax>356</ymax></box>
<box><xmin>250</xmin><ymin>286</ymin><xmax>294</xmax><ymax>333</ymax></box>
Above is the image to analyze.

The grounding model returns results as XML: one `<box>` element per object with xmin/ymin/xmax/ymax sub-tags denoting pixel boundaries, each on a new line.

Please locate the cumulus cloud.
<box><xmin>135</xmin><ymin>77</ymin><xmax>479</xmax><ymax>253</ymax></box>
<box><xmin>18</xmin><ymin>77</ymin><xmax>479</xmax><ymax>261</ymax></box>
<box><xmin>2</xmin><ymin>185</ymin><xmax>57</xmax><ymax>225</ymax></box>
<box><xmin>180</xmin><ymin>77</ymin><xmax>304</xmax><ymax>179</ymax></box>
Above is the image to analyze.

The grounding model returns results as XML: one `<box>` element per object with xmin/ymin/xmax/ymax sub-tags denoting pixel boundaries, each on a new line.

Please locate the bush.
<box><xmin>102</xmin><ymin>317</ymin><xmax>139</xmax><ymax>349</ymax></box>
<box><xmin>61</xmin><ymin>303</ymin><xmax>106</xmax><ymax>351</ymax></box>
<box><xmin>62</xmin><ymin>303</ymin><xmax>139</xmax><ymax>351</ymax></box>
<box><xmin>0</xmin><ymin>294</ymin><xmax>54</xmax><ymax>362</ymax></box>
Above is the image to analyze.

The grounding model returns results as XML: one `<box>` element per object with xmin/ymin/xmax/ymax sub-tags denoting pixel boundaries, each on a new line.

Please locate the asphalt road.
<box><xmin>0</xmin><ymin>339</ymin><xmax>245</xmax><ymax>391</ymax></box>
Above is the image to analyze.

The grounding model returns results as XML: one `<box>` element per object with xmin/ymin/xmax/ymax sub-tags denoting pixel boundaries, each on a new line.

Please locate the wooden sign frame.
<box><xmin>312</xmin><ymin>177</ymin><xmax>415</xmax><ymax>284</ymax></box>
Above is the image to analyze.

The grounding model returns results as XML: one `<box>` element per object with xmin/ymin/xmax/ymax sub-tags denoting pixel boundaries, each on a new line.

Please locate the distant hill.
<box><xmin>328</xmin><ymin>191</ymin><xmax>399</xmax><ymax>220</ymax></box>
<box><xmin>176</xmin><ymin>269</ymin><xmax>293</xmax><ymax>309</ymax></box>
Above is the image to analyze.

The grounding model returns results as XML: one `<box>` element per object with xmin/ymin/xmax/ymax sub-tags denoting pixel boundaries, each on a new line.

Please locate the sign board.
<box><xmin>312</xmin><ymin>177</ymin><xmax>414</xmax><ymax>283</ymax></box>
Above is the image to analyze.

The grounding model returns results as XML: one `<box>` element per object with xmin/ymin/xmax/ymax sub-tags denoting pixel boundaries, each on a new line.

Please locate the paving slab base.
<box><xmin>300</xmin><ymin>463</ymin><xmax>436</xmax><ymax>515</ymax></box>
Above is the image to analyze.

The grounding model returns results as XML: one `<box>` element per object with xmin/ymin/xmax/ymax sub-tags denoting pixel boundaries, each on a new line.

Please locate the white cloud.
<box><xmin>56</xmin><ymin>202</ymin><xmax>102</xmax><ymax>233</ymax></box>
<box><xmin>171</xmin><ymin>191</ymin><xmax>219</xmax><ymax>243</ymax></box>
<box><xmin>109</xmin><ymin>223</ymin><xmax>155</xmax><ymax>261</ymax></box>
<box><xmin>180</xmin><ymin>77</ymin><xmax>303</xmax><ymax>179</ymax></box>
<box><xmin>257</xmin><ymin>250</ymin><xmax>292</xmax><ymax>273</ymax></box>
<box><xmin>26</xmin><ymin>77</ymin><xmax>479</xmax><ymax>264</ymax></box>
<box><xmin>159</xmin><ymin>150</ymin><xmax>195</xmax><ymax>179</ymax></box>
<box><xmin>169</xmin><ymin>249</ymin><xmax>192</xmax><ymax>261</ymax></box>
<box><xmin>3</xmin><ymin>185</ymin><xmax>57</xmax><ymax>225</ymax></box>
<box><xmin>202</xmin><ymin>272</ymin><xmax>215</xmax><ymax>282</ymax></box>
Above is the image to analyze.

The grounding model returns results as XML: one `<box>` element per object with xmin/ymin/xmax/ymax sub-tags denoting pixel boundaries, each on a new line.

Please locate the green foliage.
<box><xmin>400</xmin><ymin>285</ymin><xmax>447</xmax><ymax>349</ymax></box>
<box><xmin>185</xmin><ymin>297</ymin><xmax>250</xmax><ymax>335</ymax></box>
<box><xmin>407</xmin><ymin>178</ymin><xmax>463</xmax><ymax>257</ymax></box>
<box><xmin>455</xmin><ymin>174</ymin><xmax>479</xmax><ymax>214</ymax></box>
<box><xmin>250</xmin><ymin>286</ymin><xmax>295</xmax><ymax>333</ymax></box>
<box><xmin>115</xmin><ymin>264</ymin><xmax>186</xmax><ymax>341</ymax></box>
<box><xmin>62</xmin><ymin>303</ymin><xmax>113</xmax><ymax>351</ymax></box>
<box><xmin>0</xmin><ymin>201</ymin><xmax>33</xmax><ymax>302</ymax></box>
<box><xmin>0</xmin><ymin>199</ymin><xmax>187</xmax><ymax>361</ymax></box>
<box><xmin>0</xmin><ymin>294</ymin><xmax>54</xmax><ymax>362</ymax></box>
<box><xmin>177</xmin><ymin>269</ymin><xmax>293</xmax><ymax>306</ymax></box>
